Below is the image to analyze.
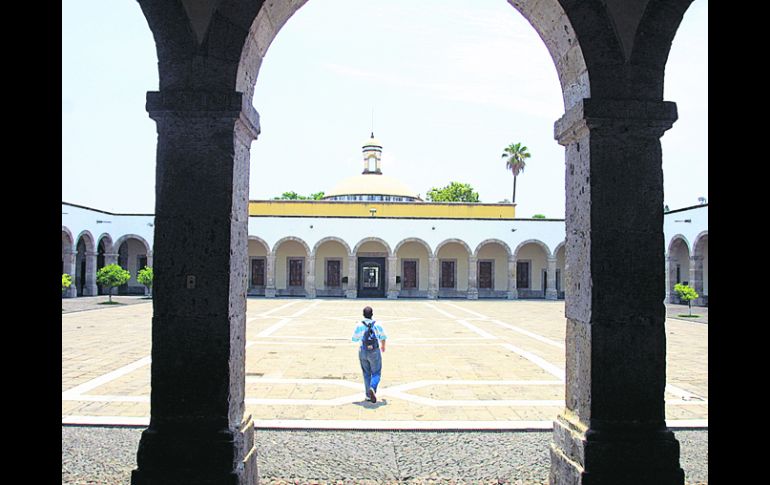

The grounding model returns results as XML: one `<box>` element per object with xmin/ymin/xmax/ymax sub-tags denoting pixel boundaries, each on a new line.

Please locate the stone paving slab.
<box><xmin>62</xmin><ymin>298</ymin><xmax>708</xmax><ymax>428</ymax></box>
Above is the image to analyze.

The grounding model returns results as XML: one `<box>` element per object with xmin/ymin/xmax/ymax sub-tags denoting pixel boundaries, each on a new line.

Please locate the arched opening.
<box><xmin>75</xmin><ymin>232</ymin><xmax>95</xmax><ymax>297</ymax></box>
<box><xmin>116</xmin><ymin>235</ymin><xmax>150</xmax><ymax>296</ymax></box>
<box><xmin>62</xmin><ymin>228</ymin><xmax>76</xmax><ymax>298</ymax></box>
<box><xmin>313</xmin><ymin>238</ymin><xmax>351</xmax><ymax>298</ymax></box>
<box><xmin>273</xmin><ymin>238</ymin><xmax>311</xmax><ymax>297</ymax></box>
<box><xmin>667</xmin><ymin>236</ymin><xmax>691</xmax><ymax>304</ymax></box>
<box><xmin>435</xmin><ymin>240</ymin><xmax>472</xmax><ymax>298</ymax></box>
<box><xmin>475</xmin><ymin>240</ymin><xmax>512</xmax><ymax>298</ymax></box>
<box><xmin>247</xmin><ymin>237</ymin><xmax>270</xmax><ymax>296</ymax></box>
<box><xmin>514</xmin><ymin>240</ymin><xmax>550</xmax><ymax>299</ymax></box>
<box><xmin>554</xmin><ymin>243</ymin><xmax>566</xmax><ymax>300</ymax></box>
<box><xmin>353</xmin><ymin>238</ymin><xmax>391</xmax><ymax>299</ymax></box>
<box><xmin>126</xmin><ymin>0</ymin><xmax>698</xmax><ymax>483</ymax></box>
<box><xmin>394</xmin><ymin>238</ymin><xmax>432</xmax><ymax>298</ymax></box>
<box><xmin>96</xmin><ymin>235</ymin><xmax>114</xmax><ymax>295</ymax></box>
<box><xmin>692</xmin><ymin>232</ymin><xmax>708</xmax><ymax>306</ymax></box>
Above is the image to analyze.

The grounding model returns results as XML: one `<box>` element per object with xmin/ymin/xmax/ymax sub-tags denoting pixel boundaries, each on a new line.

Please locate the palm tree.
<box><xmin>501</xmin><ymin>142</ymin><xmax>531</xmax><ymax>204</ymax></box>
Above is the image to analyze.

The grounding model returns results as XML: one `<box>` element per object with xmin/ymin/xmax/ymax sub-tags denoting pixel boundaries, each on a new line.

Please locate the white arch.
<box><xmin>394</xmin><ymin>237</ymin><xmax>433</xmax><ymax>258</ymax></box>
<box><xmin>312</xmin><ymin>236</ymin><xmax>353</xmax><ymax>257</ymax></box>
<box><xmin>97</xmin><ymin>233</ymin><xmax>115</xmax><ymax>254</ymax></box>
<box><xmin>115</xmin><ymin>234</ymin><xmax>152</xmax><ymax>254</ymax></box>
<box><xmin>248</xmin><ymin>235</ymin><xmax>272</xmax><ymax>255</ymax></box>
<box><xmin>473</xmin><ymin>238</ymin><xmax>512</xmax><ymax>258</ymax></box>
<box><xmin>75</xmin><ymin>230</ymin><xmax>96</xmax><ymax>253</ymax></box>
<box><xmin>435</xmin><ymin>238</ymin><xmax>473</xmax><ymax>256</ymax></box>
<box><xmin>62</xmin><ymin>226</ymin><xmax>75</xmax><ymax>252</ymax></box>
<box><xmin>667</xmin><ymin>234</ymin><xmax>691</xmax><ymax>258</ymax></box>
<box><xmin>352</xmin><ymin>237</ymin><xmax>393</xmax><ymax>257</ymax></box>
<box><xmin>272</xmin><ymin>236</ymin><xmax>311</xmax><ymax>256</ymax></box>
<box><xmin>553</xmin><ymin>241</ymin><xmax>566</xmax><ymax>258</ymax></box>
<box><xmin>513</xmin><ymin>239</ymin><xmax>552</xmax><ymax>260</ymax></box>
<box><xmin>692</xmin><ymin>231</ymin><xmax>708</xmax><ymax>257</ymax></box>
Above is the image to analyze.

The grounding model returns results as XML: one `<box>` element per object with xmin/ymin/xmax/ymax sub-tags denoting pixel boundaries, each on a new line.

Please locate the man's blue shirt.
<box><xmin>352</xmin><ymin>318</ymin><xmax>387</xmax><ymax>347</ymax></box>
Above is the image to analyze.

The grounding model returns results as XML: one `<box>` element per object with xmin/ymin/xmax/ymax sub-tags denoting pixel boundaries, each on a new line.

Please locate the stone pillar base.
<box><xmin>508</xmin><ymin>289</ymin><xmax>518</xmax><ymax>300</ymax></box>
<box><xmin>545</xmin><ymin>289</ymin><xmax>558</xmax><ymax>300</ymax></box>
<box><xmin>346</xmin><ymin>289</ymin><xmax>358</xmax><ymax>299</ymax></box>
<box><xmin>387</xmin><ymin>290</ymin><xmax>399</xmax><ymax>299</ymax></box>
<box><xmin>467</xmin><ymin>288</ymin><xmax>478</xmax><ymax>300</ymax></box>
<box><xmin>428</xmin><ymin>289</ymin><xmax>437</xmax><ymax>299</ymax></box>
<box><xmin>265</xmin><ymin>288</ymin><xmax>276</xmax><ymax>298</ymax></box>
<box><xmin>132</xmin><ymin>416</ymin><xmax>257</xmax><ymax>485</ymax></box>
<box><xmin>549</xmin><ymin>415</ymin><xmax>684</xmax><ymax>485</ymax></box>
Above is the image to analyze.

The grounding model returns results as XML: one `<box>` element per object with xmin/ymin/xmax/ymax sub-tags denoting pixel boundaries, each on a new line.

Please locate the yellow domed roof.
<box><xmin>325</xmin><ymin>173</ymin><xmax>420</xmax><ymax>199</ymax></box>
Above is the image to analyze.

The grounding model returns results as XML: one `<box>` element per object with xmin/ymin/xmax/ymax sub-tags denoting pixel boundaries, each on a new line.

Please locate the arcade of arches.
<box><xmin>68</xmin><ymin>0</ymin><xmax>703</xmax><ymax>484</ymax></box>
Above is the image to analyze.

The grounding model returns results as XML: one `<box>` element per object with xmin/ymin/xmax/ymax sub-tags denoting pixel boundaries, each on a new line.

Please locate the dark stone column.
<box><xmin>549</xmin><ymin>98</ymin><xmax>685</xmax><ymax>485</ymax></box>
<box><xmin>85</xmin><ymin>251</ymin><xmax>98</xmax><ymax>296</ymax></box>
<box><xmin>689</xmin><ymin>255</ymin><xmax>704</xmax><ymax>306</ymax></box>
<box><xmin>131</xmin><ymin>90</ymin><xmax>260</xmax><ymax>485</ymax></box>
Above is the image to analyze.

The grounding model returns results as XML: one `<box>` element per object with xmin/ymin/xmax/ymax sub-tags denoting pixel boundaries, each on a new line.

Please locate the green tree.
<box><xmin>62</xmin><ymin>273</ymin><xmax>72</xmax><ymax>294</ymax></box>
<box><xmin>137</xmin><ymin>266</ymin><xmax>154</xmax><ymax>297</ymax></box>
<box><xmin>532</xmin><ymin>214</ymin><xmax>546</xmax><ymax>219</ymax></box>
<box><xmin>426</xmin><ymin>182</ymin><xmax>480</xmax><ymax>202</ymax></box>
<box><xmin>273</xmin><ymin>191</ymin><xmax>325</xmax><ymax>200</ymax></box>
<box><xmin>96</xmin><ymin>264</ymin><xmax>131</xmax><ymax>303</ymax></box>
<box><xmin>501</xmin><ymin>142</ymin><xmax>531</xmax><ymax>204</ymax></box>
<box><xmin>674</xmin><ymin>283</ymin><xmax>699</xmax><ymax>316</ymax></box>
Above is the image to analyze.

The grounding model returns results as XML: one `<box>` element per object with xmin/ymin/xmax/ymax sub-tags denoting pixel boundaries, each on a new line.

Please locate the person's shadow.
<box><xmin>353</xmin><ymin>398</ymin><xmax>388</xmax><ymax>409</ymax></box>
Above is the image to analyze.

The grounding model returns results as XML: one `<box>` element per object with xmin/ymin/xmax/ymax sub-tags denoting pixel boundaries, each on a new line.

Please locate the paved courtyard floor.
<box><xmin>62</xmin><ymin>297</ymin><xmax>707</xmax><ymax>429</ymax></box>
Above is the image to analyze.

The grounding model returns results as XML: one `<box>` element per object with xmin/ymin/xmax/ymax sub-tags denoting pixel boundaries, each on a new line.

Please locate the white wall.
<box><xmin>663</xmin><ymin>205</ymin><xmax>708</xmax><ymax>254</ymax></box>
<box><xmin>248</xmin><ymin>216</ymin><xmax>565</xmax><ymax>259</ymax></box>
<box><xmin>62</xmin><ymin>203</ymin><xmax>154</xmax><ymax>254</ymax></box>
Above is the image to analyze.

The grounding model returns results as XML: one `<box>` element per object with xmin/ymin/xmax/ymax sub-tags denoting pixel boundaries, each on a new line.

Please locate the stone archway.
<box><xmin>435</xmin><ymin>239</ymin><xmax>473</xmax><ymax>299</ymax></box>
<box><xmin>692</xmin><ymin>231</ymin><xmax>708</xmax><ymax>306</ymax></box>
<box><xmin>667</xmin><ymin>235</ymin><xmax>691</xmax><ymax>304</ymax></box>
<box><xmin>272</xmin><ymin>236</ymin><xmax>312</xmax><ymax>297</ymax></box>
<box><xmin>394</xmin><ymin>237</ymin><xmax>433</xmax><ymax>298</ymax></box>
<box><xmin>132</xmin><ymin>1</ymin><xmax>692</xmax><ymax>483</ymax></box>
<box><xmin>75</xmin><ymin>231</ymin><xmax>96</xmax><ymax>297</ymax></box>
<box><xmin>312</xmin><ymin>237</ymin><xmax>352</xmax><ymax>298</ymax></box>
<box><xmin>352</xmin><ymin>237</ymin><xmax>392</xmax><ymax>299</ymax></box>
<box><xmin>62</xmin><ymin>227</ymin><xmax>77</xmax><ymax>298</ymax></box>
<box><xmin>474</xmin><ymin>239</ymin><xmax>513</xmax><ymax>298</ymax></box>
<box><xmin>513</xmin><ymin>239</ymin><xmax>552</xmax><ymax>299</ymax></box>
<box><xmin>96</xmin><ymin>234</ymin><xmax>115</xmax><ymax>295</ymax></box>
<box><xmin>115</xmin><ymin>235</ymin><xmax>152</xmax><ymax>296</ymax></box>
<box><xmin>247</xmin><ymin>236</ymin><xmax>270</xmax><ymax>296</ymax></box>
<box><xmin>553</xmin><ymin>241</ymin><xmax>567</xmax><ymax>300</ymax></box>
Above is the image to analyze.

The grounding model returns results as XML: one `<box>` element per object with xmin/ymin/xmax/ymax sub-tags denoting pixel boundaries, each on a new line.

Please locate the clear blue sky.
<box><xmin>62</xmin><ymin>0</ymin><xmax>707</xmax><ymax>217</ymax></box>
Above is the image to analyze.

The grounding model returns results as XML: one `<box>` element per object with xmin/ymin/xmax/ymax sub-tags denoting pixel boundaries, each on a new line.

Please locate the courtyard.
<box><xmin>62</xmin><ymin>297</ymin><xmax>707</xmax><ymax>429</ymax></box>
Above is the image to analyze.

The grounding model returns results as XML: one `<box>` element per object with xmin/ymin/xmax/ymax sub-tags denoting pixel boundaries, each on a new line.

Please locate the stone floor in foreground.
<box><xmin>62</xmin><ymin>298</ymin><xmax>708</xmax><ymax>429</ymax></box>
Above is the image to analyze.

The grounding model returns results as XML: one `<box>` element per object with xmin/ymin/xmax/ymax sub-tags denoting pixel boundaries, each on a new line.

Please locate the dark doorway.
<box><xmin>326</xmin><ymin>259</ymin><xmax>341</xmax><ymax>288</ymax></box>
<box><xmin>78</xmin><ymin>260</ymin><xmax>86</xmax><ymax>296</ymax></box>
<box><xmin>358</xmin><ymin>257</ymin><xmax>385</xmax><ymax>298</ymax></box>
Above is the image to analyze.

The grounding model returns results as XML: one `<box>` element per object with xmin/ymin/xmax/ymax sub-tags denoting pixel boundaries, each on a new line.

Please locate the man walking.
<box><xmin>352</xmin><ymin>306</ymin><xmax>387</xmax><ymax>403</ymax></box>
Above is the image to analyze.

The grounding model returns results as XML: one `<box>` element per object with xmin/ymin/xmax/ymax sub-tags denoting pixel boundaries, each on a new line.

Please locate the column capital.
<box><xmin>146</xmin><ymin>90</ymin><xmax>260</xmax><ymax>141</ymax></box>
<box><xmin>554</xmin><ymin>98</ymin><xmax>678</xmax><ymax>145</ymax></box>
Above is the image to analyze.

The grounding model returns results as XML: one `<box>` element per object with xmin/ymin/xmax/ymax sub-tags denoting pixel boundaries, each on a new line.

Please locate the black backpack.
<box><xmin>362</xmin><ymin>320</ymin><xmax>379</xmax><ymax>350</ymax></box>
